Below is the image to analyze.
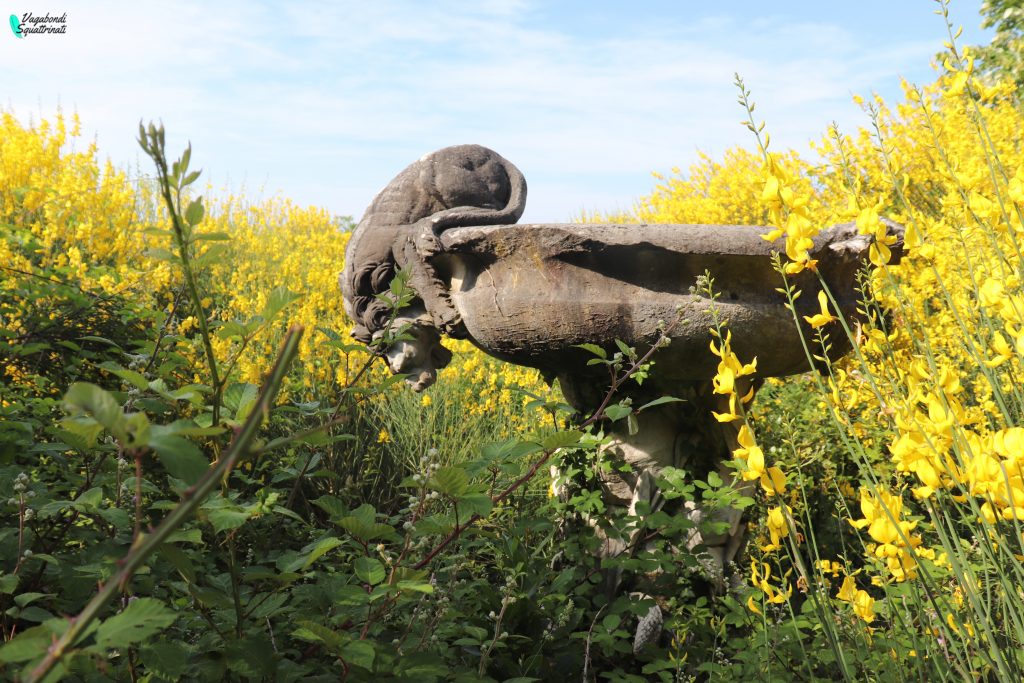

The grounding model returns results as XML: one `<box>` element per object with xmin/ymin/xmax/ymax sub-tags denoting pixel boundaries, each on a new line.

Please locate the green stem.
<box><xmin>152</xmin><ymin>156</ymin><xmax>223</xmax><ymax>427</ymax></box>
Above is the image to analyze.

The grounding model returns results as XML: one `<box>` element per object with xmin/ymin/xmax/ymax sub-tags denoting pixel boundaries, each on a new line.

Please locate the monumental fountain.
<box><xmin>339</xmin><ymin>145</ymin><xmax>903</xmax><ymax>635</ymax></box>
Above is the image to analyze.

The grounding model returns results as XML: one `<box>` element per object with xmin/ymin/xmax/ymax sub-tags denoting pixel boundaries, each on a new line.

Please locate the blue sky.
<box><xmin>2</xmin><ymin>1</ymin><xmax>992</xmax><ymax>223</ymax></box>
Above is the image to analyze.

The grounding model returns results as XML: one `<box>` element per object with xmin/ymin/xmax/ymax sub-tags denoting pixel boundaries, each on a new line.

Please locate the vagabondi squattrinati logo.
<box><xmin>9</xmin><ymin>12</ymin><xmax>67</xmax><ymax>38</ymax></box>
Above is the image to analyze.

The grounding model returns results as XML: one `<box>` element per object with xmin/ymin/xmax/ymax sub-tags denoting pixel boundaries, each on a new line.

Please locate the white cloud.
<box><xmin>0</xmin><ymin>1</ymin><xmax>980</xmax><ymax>222</ymax></box>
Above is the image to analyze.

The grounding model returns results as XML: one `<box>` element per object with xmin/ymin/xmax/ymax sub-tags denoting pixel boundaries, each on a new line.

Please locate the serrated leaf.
<box><xmin>63</xmin><ymin>383</ymin><xmax>124</xmax><ymax>436</ymax></box>
<box><xmin>541</xmin><ymin>430</ymin><xmax>583</xmax><ymax>450</ymax></box>
<box><xmin>224</xmin><ymin>383</ymin><xmax>258</xmax><ymax>420</ymax></box>
<box><xmin>603</xmin><ymin>404</ymin><xmax>633</xmax><ymax>421</ymax></box>
<box><xmin>202</xmin><ymin>498</ymin><xmax>253</xmax><ymax>533</ymax></box>
<box><xmin>60</xmin><ymin>416</ymin><xmax>104</xmax><ymax>449</ymax></box>
<box><xmin>292</xmin><ymin>620</ymin><xmax>348</xmax><ymax>652</ymax></box>
<box><xmin>159</xmin><ymin>544</ymin><xmax>196</xmax><ymax>583</ymax></box>
<box><xmin>342</xmin><ymin>640</ymin><xmax>375</xmax><ymax>670</ymax></box>
<box><xmin>149</xmin><ymin>430</ymin><xmax>209</xmax><ymax>485</ymax></box>
<box><xmin>94</xmin><ymin>598</ymin><xmax>177</xmax><ymax>648</ymax></box>
<box><xmin>353</xmin><ymin>557</ymin><xmax>386</xmax><ymax>586</ymax></box>
<box><xmin>457</xmin><ymin>493</ymin><xmax>492</xmax><ymax>518</ymax></box>
<box><xmin>225</xmin><ymin>634</ymin><xmax>276</xmax><ymax>677</ymax></box>
<box><xmin>73</xmin><ymin>487</ymin><xmax>104</xmax><ymax>512</ymax></box>
<box><xmin>140</xmin><ymin>641</ymin><xmax>189</xmax><ymax>681</ymax></box>
<box><xmin>262</xmin><ymin>286</ymin><xmax>301</xmax><ymax>322</ymax></box>
<box><xmin>427</xmin><ymin>466</ymin><xmax>469</xmax><ymax>497</ymax></box>
<box><xmin>0</xmin><ymin>625</ymin><xmax>51</xmax><ymax>663</ymax></box>
<box><xmin>614</xmin><ymin>339</ymin><xmax>634</xmax><ymax>356</ymax></box>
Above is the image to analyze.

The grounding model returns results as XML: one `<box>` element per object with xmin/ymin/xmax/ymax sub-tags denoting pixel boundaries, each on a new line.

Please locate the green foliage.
<box><xmin>0</xmin><ymin>129</ymin><xmax>782</xmax><ymax>678</ymax></box>
<box><xmin>969</xmin><ymin>0</ymin><xmax>1024</xmax><ymax>91</ymax></box>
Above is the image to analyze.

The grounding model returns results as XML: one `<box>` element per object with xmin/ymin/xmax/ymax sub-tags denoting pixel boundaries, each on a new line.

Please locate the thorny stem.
<box><xmin>133</xmin><ymin>450</ymin><xmax>143</xmax><ymax>542</ymax></box>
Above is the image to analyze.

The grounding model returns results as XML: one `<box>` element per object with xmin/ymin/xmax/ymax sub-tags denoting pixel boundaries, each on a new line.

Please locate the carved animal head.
<box><xmin>376</xmin><ymin>317</ymin><xmax>454</xmax><ymax>392</ymax></box>
<box><xmin>340</xmin><ymin>144</ymin><xmax>526</xmax><ymax>344</ymax></box>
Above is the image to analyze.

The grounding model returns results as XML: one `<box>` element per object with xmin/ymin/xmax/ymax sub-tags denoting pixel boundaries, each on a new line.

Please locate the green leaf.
<box><xmin>77</xmin><ymin>335</ymin><xmax>123</xmax><ymax>349</ymax></box>
<box><xmin>294</xmin><ymin>536</ymin><xmax>343</xmax><ymax>571</ymax></box>
<box><xmin>574</xmin><ymin>343</ymin><xmax>607</xmax><ymax>359</ymax></box>
<box><xmin>224</xmin><ymin>635</ymin><xmax>276</xmax><ymax>677</ymax></box>
<box><xmin>603</xmin><ymin>404</ymin><xmax>633</xmax><ymax>421</ymax></box>
<box><xmin>73</xmin><ymin>487</ymin><xmax>104</xmax><ymax>512</ymax></box>
<box><xmin>99</xmin><ymin>362</ymin><xmax>150</xmax><ymax>390</ymax></box>
<box><xmin>427</xmin><ymin>466</ymin><xmax>469</xmax><ymax>497</ymax></box>
<box><xmin>16</xmin><ymin>606</ymin><xmax>55</xmax><ymax>623</ymax></box>
<box><xmin>224</xmin><ymin>383</ymin><xmax>259</xmax><ymax>420</ymax></box>
<box><xmin>216</xmin><ymin>320</ymin><xmax>250</xmax><ymax>339</ymax></box>
<box><xmin>63</xmin><ymin>383</ymin><xmax>123</xmax><ymax>436</ymax></box>
<box><xmin>602</xmin><ymin>613</ymin><xmax>621</xmax><ymax>631</ymax></box>
<box><xmin>637</xmin><ymin>396</ymin><xmax>685</xmax><ymax>412</ymax></box>
<box><xmin>0</xmin><ymin>625</ymin><xmax>51</xmax><ymax>663</ymax></box>
<box><xmin>457</xmin><ymin>493</ymin><xmax>492</xmax><ymax>518</ymax></box>
<box><xmin>94</xmin><ymin>597</ymin><xmax>177</xmax><ymax>649</ymax></box>
<box><xmin>541</xmin><ymin>430</ymin><xmax>583</xmax><ymax>450</ymax></box>
<box><xmin>312</xmin><ymin>495</ymin><xmax>347</xmax><ymax>521</ymax></box>
<box><xmin>181</xmin><ymin>169</ymin><xmax>202</xmax><ymax>187</ymax></box>
<box><xmin>342</xmin><ymin>639</ymin><xmax>376</xmax><ymax>670</ymax></box>
<box><xmin>149</xmin><ymin>430</ymin><xmax>209</xmax><ymax>485</ymax></box>
<box><xmin>0</xmin><ymin>573</ymin><xmax>19</xmax><ymax>595</ymax></box>
<box><xmin>146</xmin><ymin>247</ymin><xmax>179</xmax><ymax>262</ymax></box>
<box><xmin>353</xmin><ymin>557</ymin><xmax>386</xmax><ymax>586</ymax></box>
<box><xmin>184</xmin><ymin>198</ymin><xmax>205</xmax><ymax>226</ymax></box>
<box><xmin>140</xmin><ymin>641</ymin><xmax>189</xmax><ymax>681</ymax></box>
<box><xmin>614</xmin><ymin>339</ymin><xmax>634</xmax><ymax>357</ymax></box>
<box><xmin>202</xmin><ymin>498</ymin><xmax>253</xmax><ymax>533</ymax></box>
<box><xmin>159</xmin><ymin>544</ymin><xmax>196</xmax><ymax>583</ymax></box>
<box><xmin>262</xmin><ymin>286</ymin><xmax>301</xmax><ymax>322</ymax></box>
<box><xmin>192</xmin><ymin>243</ymin><xmax>229</xmax><ymax>268</ymax></box>
<box><xmin>14</xmin><ymin>592</ymin><xmax>52</xmax><ymax>608</ymax></box>
<box><xmin>193</xmin><ymin>231</ymin><xmax>230</xmax><ymax>241</ymax></box>
<box><xmin>396</xmin><ymin>580</ymin><xmax>434</xmax><ymax>595</ymax></box>
<box><xmin>292</xmin><ymin>620</ymin><xmax>348</xmax><ymax>653</ymax></box>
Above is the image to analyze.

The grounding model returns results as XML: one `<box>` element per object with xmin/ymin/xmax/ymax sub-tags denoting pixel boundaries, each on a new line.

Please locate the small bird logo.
<box><xmin>9</xmin><ymin>15</ymin><xmax>23</xmax><ymax>38</ymax></box>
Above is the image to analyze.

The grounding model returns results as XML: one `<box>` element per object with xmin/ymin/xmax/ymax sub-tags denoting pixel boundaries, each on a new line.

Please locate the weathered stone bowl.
<box><xmin>432</xmin><ymin>220</ymin><xmax>901</xmax><ymax>386</ymax></box>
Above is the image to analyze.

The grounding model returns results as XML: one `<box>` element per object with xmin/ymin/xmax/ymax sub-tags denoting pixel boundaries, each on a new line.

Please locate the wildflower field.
<box><xmin>4</xmin><ymin>2</ymin><xmax>1024</xmax><ymax>680</ymax></box>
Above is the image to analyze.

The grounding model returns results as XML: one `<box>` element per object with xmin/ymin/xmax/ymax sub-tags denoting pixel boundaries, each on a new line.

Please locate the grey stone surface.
<box><xmin>339</xmin><ymin>144</ymin><xmax>904</xmax><ymax>587</ymax></box>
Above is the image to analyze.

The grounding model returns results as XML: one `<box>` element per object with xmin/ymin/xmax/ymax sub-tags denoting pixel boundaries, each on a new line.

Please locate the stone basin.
<box><xmin>432</xmin><ymin>220</ymin><xmax>900</xmax><ymax>384</ymax></box>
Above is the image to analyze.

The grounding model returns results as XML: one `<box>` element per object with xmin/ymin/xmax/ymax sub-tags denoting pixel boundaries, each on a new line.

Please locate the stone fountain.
<box><xmin>339</xmin><ymin>144</ymin><xmax>903</xmax><ymax>596</ymax></box>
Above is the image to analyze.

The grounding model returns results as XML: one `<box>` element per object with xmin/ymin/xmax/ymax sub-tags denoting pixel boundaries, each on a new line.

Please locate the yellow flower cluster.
<box><xmin>710</xmin><ymin>327</ymin><xmax>786</xmax><ymax>498</ymax></box>
<box><xmin>0</xmin><ymin>110</ymin><xmax>547</xmax><ymax>415</ymax></box>
<box><xmin>591</xmin><ymin>39</ymin><xmax>1024</xmax><ymax>652</ymax></box>
<box><xmin>849</xmin><ymin>486</ymin><xmax>929</xmax><ymax>582</ymax></box>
